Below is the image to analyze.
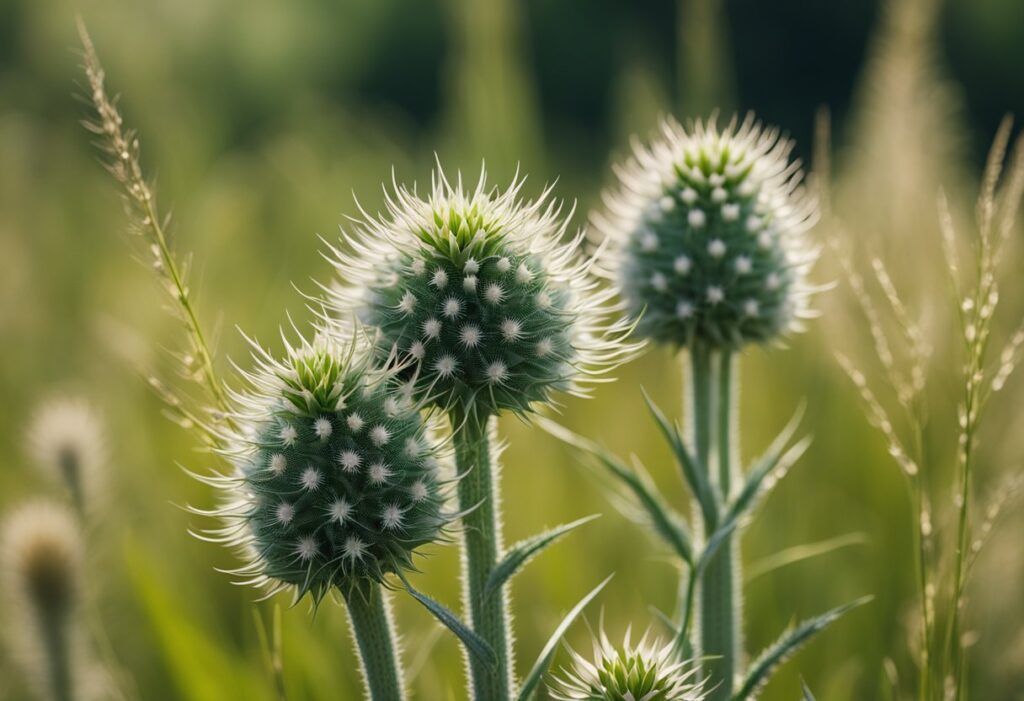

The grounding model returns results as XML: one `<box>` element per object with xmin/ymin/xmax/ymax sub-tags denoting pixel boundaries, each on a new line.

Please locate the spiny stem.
<box><xmin>451</xmin><ymin>408</ymin><xmax>512</xmax><ymax>701</ymax></box>
<box><xmin>343</xmin><ymin>580</ymin><xmax>406</xmax><ymax>701</ymax></box>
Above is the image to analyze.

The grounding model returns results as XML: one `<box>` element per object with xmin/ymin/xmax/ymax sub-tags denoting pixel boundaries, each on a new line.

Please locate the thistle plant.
<box><xmin>324</xmin><ymin>168</ymin><xmax>637</xmax><ymax>700</ymax></box>
<box><xmin>548</xmin><ymin>626</ymin><xmax>706</xmax><ymax>701</ymax></box>
<box><xmin>545</xmin><ymin>114</ymin><xmax>865</xmax><ymax>701</ymax></box>
<box><xmin>2</xmin><ymin>500</ymin><xmax>83</xmax><ymax>701</ymax></box>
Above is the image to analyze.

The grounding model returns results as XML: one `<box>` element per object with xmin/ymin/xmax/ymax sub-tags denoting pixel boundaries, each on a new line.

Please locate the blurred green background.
<box><xmin>2</xmin><ymin>0</ymin><xmax>1023</xmax><ymax>699</ymax></box>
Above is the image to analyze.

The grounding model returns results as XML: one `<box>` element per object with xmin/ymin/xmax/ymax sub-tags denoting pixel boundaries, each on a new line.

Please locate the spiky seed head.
<box><xmin>549</xmin><ymin>627</ymin><xmax>706</xmax><ymax>701</ymax></box>
<box><xmin>202</xmin><ymin>334</ymin><xmax>447</xmax><ymax>603</ymax></box>
<box><xmin>324</xmin><ymin>166</ymin><xmax>639</xmax><ymax>416</ymax></box>
<box><xmin>595</xmin><ymin>114</ymin><xmax>819</xmax><ymax>348</ymax></box>
<box><xmin>26</xmin><ymin>397</ymin><xmax>107</xmax><ymax>513</ymax></box>
<box><xmin>2</xmin><ymin>501</ymin><xmax>82</xmax><ymax>618</ymax></box>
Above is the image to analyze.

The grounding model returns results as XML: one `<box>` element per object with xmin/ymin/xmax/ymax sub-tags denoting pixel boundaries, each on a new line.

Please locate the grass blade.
<box><xmin>801</xmin><ymin>679</ymin><xmax>817</xmax><ymax>701</ymax></box>
<box><xmin>517</xmin><ymin>575</ymin><xmax>614</xmax><ymax>701</ymax></box>
<box><xmin>731</xmin><ymin>597</ymin><xmax>871</xmax><ymax>701</ymax></box>
<box><xmin>485</xmin><ymin>515</ymin><xmax>600</xmax><ymax>599</ymax></box>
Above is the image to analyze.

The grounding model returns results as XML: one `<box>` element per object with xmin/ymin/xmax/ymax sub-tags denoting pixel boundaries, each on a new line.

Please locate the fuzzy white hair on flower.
<box><xmin>27</xmin><ymin>397</ymin><xmax>108</xmax><ymax>513</ymax></box>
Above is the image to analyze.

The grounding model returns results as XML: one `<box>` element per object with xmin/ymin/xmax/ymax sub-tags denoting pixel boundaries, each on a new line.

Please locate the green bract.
<box><xmin>596</xmin><ymin>115</ymin><xmax>819</xmax><ymax>348</ymax></box>
<box><xmin>201</xmin><ymin>335</ymin><xmax>447</xmax><ymax>602</ymax></box>
<box><xmin>324</xmin><ymin>168</ymin><xmax>637</xmax><ymax>417</ymax></box>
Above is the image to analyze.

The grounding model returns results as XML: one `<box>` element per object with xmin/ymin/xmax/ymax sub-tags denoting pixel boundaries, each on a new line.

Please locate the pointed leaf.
<box><xmin>400</xmin><ymin>575</ymin><xmax>497</xmax><ymax>670</ymax></box>
<box><xmin>801</xmin><ymin>679</ymin><xmax>818</xmax><ymax>701</ymax></box>
<box><xmin>731</xmin><ymin>597</ymin><xmax>872</xmax><ymax>701</ymax></box>
<box><xmin>517</xmin><ymin>575</ymin><xmax>614</xmax><ymax>701</ymax></box>
<box><xmin>485</xmin><ymin>515</ymin><xmax>600</xmax><ymax>598</ymax></box>
<box><xmin>642</xmin><ymin>388</ymin><xmax>718</xmax><ymax>528</ymax></box>
<box><xmin>696</xmin><ymin>519</ymin><xmax>739</xmax><ymax>576</ymax></box>
<box><xmin>538</xmin><ymin>418</ymin><xmax>693</xmax><ymax>564</ymax></box>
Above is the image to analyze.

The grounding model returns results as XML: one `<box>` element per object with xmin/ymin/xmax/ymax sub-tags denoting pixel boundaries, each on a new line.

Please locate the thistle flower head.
<box><xmin>323</xmin><ymin>166</ymin><xmax>638</xmax><ymax>417</ymax></box>
<box><xmin>549</xmin><ymin>627</ymin><xmax>705</xmax><ymax>701</ymax></box>
<box><xmin>2</xmin><ymin>500</ymin><xmax>82</xmax><ymax>619</ymax></box>
<box><xmin>200</xmin><ymin>333</ymin><xmax>447</xmax><ymax>603</ymax></box>
<box><xmin>26</xmin><ymin>397</ymin><xmax>107</xmax><ymax>513</ymax></box>
<box><xmin>596</xmin><ymin>114</ymin><xmax>819</xmax><ymax>348</ymax></box>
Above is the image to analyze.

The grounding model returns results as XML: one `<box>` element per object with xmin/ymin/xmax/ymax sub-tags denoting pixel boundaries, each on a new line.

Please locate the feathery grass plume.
<box><xmin>324</xmin><ymin>167</ymin><xmax>636</xmax><ymax>701</ymax></box>
<box><xmin>835</xmin><ymin>120</ymin><xmax>1024</xmax><ymax>701</ymax></box>
<box><xmin>594</xmin><ymin>114</ymin><xmax>819</xmax><ymax>348</ymax></box>
<box><xmin>324</xmin><ymin>166</ymin><xmax>637</xmax><ymax>417</ymax></box>
<box><xmin>26</xmin><ymin>397</ymin><xmax>107</xmax><ymax>516</ymax></box>
<box><xmin>192</xmin><ymin>330</ymin><xmax>451</xmax><ymax>700</ymax></box>
<box><xmin>2</xmin><ymin>500</ymin><xmax>83</xmax><ymax>701</ymax></box>
<box><xmin>548</xmin><ymin>626</ymin><xmax>705</xmax><ymax>701</ymax></box>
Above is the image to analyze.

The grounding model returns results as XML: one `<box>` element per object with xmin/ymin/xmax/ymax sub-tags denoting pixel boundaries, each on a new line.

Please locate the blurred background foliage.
<box><xmin>1</xmin><ymin>0</ymin><xmax>1023</xmax><ymax>699</ymax></box>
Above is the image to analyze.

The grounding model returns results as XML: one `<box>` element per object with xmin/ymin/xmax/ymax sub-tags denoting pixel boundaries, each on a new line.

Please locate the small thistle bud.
<box><xmin>596</xmin><ymin>114</ymin><xmax>819</xmax><ymax>348</ymax></box>
<box><xmin>202</xmin><ymin>335</ymin><xmax>447</xmax><ymax>602</ymax></box>
<box><xmin>324</xmin><ymin>167</ymin><xmax>638</xmax><ymax>416</ymax></box>
<box><xmin>2</xmin><ymin>500</ymin><xmax>83</xmax><ymax>700</ymax></box>
<box><xmin>549</xmin><ymin>627</ymin><xmax>705</xmax><ymax>701</ymax></box>
<box><xmin>26</xmin><ymin>397</ymin><xmax>107</xmax><ymax>514</ymax></box>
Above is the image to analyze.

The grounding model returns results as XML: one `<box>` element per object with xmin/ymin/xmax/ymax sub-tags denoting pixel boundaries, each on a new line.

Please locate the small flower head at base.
<box><xmin>26</xmin><ymin>396</ymin><xmax>107</xmax><ymax>514</ymax></box>
<box><xmin>199</xmin><ymin>333</ymin><xmax>448</xmax><ymax>604</ymax></box>
<box><xmin>595</xmin><ymin>114</ymin><xmax>819</xmax><ymax>349</ymax></box>
<box><xmin>323</xmin><ymin>166</ymin><xmax>639</xmax><ymax>417</ymax></box>
<box><xmin>549</xmin><ymin>627</ymin><xmax>705</xmax><ymax>701</ymax></box>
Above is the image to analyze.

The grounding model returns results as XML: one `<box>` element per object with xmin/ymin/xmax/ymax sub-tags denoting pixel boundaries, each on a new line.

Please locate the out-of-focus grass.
<box><xmin>1</xmin><ymin>0</ymin><xmax>1022</xmax><ymax>699</ymax></box>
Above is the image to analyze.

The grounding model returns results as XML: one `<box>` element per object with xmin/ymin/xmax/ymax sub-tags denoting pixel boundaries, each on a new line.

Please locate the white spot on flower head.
<box><xmin>368</xmin><ymin>462</ymin><xmax>391</xmax><ymax>484</ymax></box>
<box><xmin>275</xmin><ymin>502</ymin><xmax>295</xmax><ymax>525</ymax></box>
<box><xmin>295</xmin><ymin>536</ymin><xmax>318</xmax><ymax>562</ymax></box>
<box><xmin>688</xmin><ymin>209</ymin><xmax>706</xmax><ymax>228</ymax></box>
<box><xmin>398</xmin><ymin>291</ymin><xmax>416</xmax><ymax>315</ymax></box>
<box><xmin>384</xmin><ymin>396</ymin><xmax>401</xmax><ymax>416</ymax></box>
<box><xmin>346</xmin><ymin>413</ymin><xmax>364</xmax><ymax>432</ymax></box>
<box><xmin>640</xmin><ymin>230</ymin><xmax>659</xmax><ymax>251</ymax></box>
<box><xmin>339</xmin><ymin>450</ymin><xmax>362</xmax><ymax>473</ymax></box>
<box><xmin>758</xmin><ymin>231</ymin><xmax>773</xmax><ymax>249</ymax></box>
<box><xmin>485</xmin><ymin>283</ymin><xmax>504</xmax><ymax>305</ymax></box>
<box><xmin>434</xmin><ymin>354</ymin><xmax>457</xmax><ymax>378</ymax></box>
<box><xmin>707</xmin><ymin>286</ymin><xmax>725</xmax><ymax>304</ymax></box>
<box><xmin>463</xmin><ymin>275</ymin><xmax>478</xmax><ymax>292</ymax></box>
<box><xmin>409</xmin><ymin>341</ymin><xmax>426</xmax><ymax>360</ymax></box>
<box><xmin>381</xmin><ymin>504</ymin><xmax>405</xmax><ymax>530</ymax></box>
<box><xmin>536</xmin><ymin>337</ymin><xmax>554</xmax><ymax>357</ymax></box>
<box><xmin>743</xmin><ymin>299</ymin><xmax>760</xmax><ymax>317</ymax></box>
<box><xmin>442</xmin><ymin>298</ymin><xmax>462</xmax><ymax>319</ymax></box>
<box><xmin>370</xmin><ymin>425</ymin><xmax>390</xmax><ymax>447</ymax></box>
<box><xmin>464</xmin><ymin>258</ymin><xmax>479</xmax><ymax>274</ymax></box>
<box><xmin>500</xmin><ymin>318</ymin><xmax>523</xmax><ymax>342</ymax></box>
<box><xmin>722</xmin><ymin>203</ymin><xmax>740</xmax><ymax>221</ymax></box>
<box><xmin>708</xmin><ymin>239</ymin><xmax>727</xmax><ymax>258</ymax></box>
<box><xmin>674</xmin><ymin>256</ymin><xmax>692</xmax><ymax>275</ymax></box>
<box><xmin>681</xmin><ymin>187</ymin><xmax>698</xmax><ymax>204</ymax></box>
<box><xmin>279</xmin><ymin>424</ymin><xmax>298</xmax><ymax>446</ymax></box>
<box><xmin>423</xmin><ymin>317</ymin><xmax>442</xmax><ymax>339</ymax></box>
<box><xmin>404</xmin><ymin>436</ymin><xmax>421</xmax><ymax>458</ymax></box>
<box><xmin>711</xmin><ymin>187</ymin><xmax>727</xmax><ymax>203</ymax></box>
<box><xmin>459</xmin><ymin>325</ymin><xmax>482</xmax><ymax>348</ymax></box>
<box><xmin>496</xmin><ymin>257</ymin><xmax>511</xmax><ymax>273</ymax></box>
<box><xmin>410</xmin><ymin>480</ymin><xmax>429</xmax><ymax>502</ymax></box>
<box><xmin>536</xmin><ymin>291</ymin><xmax>552</xmax><ymax>309</ymax></box>
<box><xmin>735</xmin><ymin>256</ymin><xmax>752</xmax><ymax>274</ymax></box>
<box><xmin>300</xmin><ymin>466</ymin><xmax>322</xmax><ymax>491</ymax></box>
<box><xmin>342</xmin><ymin>537</ymin><xmax>366</xmax><ymax>561</ymax></box>
<box><xmin>676</xmin><ymin>300</ymin><xmax>695</xmax><ymax>319</ymax></box>
<box><xmin>709</xmin><ymin>173</ymin><xmax>725</xmax><ymax>187</ymax></box>
<box><xmin>766</xmin><ymin>272</ymin><xmax>781</xmax><ymax>290</ymax></box>
<box><xmin>313</xmin><ymin>417</ymin><xmax>332</xmax><ymax>440</ymax></box>
<box><xmin>659</xmin><ymin>196</ymin><xmax>675</xmax><ymax>212</ymax></box>
<box><xmin>486</xmin><ymin>361</ymin><xmax>508</xmax><ymax>384</ymax></box>
<box><xmin>411</xmin><ymin>259</ymin><xmax>426</xmax><ymax>275</ymax></box>
<box><xmin>329</xmin><ymin>498</ymin><xmax>351</xmax><ymax>524</ymax></box>
<box><xmin>270</xmin><ymin>453</ymin><xmax>287</xmax><ymax>475</ymax></box>
<box><xmin>650</xmin><ymin>272</ymin><xmax>668</xmax><ymax>292</ymax></box>
<box><xmin>745</xmin><ymin>215</ymin><xmax>762</xmax><ymax>233</ymax></box>
<box><xmin>739</xmin><ymin>179</ymin><xmax>757</xmax><ymax>197</ymax></box>
<box><xmin>516</xmin><ymin>263</ymin><xmax>533</xmax><ymax>284</ymax></box>
<box><xmin>431</xmin><ymin>268</ymin><xmax>448</xmax><ymax>289</ymax></box>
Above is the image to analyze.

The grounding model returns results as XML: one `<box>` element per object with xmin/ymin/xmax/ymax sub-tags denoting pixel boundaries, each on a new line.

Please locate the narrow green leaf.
<box><xmin>485</xmin><ymin>515</ymin><xmax>600</xmax><ymax>598</ymax></box>
<box><xmin>746</xmin><ymin>532</ymin><xmax>867</xmax><ymax>582</ymax></box>
<box><xmin>731</xmin><ymin>597</ymin><xmax>872</xmax><ymax>701</ymax></box>
<box><xmin>399</xmin><ymin>574</ymin><xmax>497</xmax><ymax>670</ymax></box>
<box><xmin>537</xmin><ymin>417</ymin><xmax>693</xmax><ymax>564</ymax></box>
<box><xmin>517</xmin><ymin>575</ymin><xmax>614</xmax><ymax>701</ymax></box>
<box><xmin>641</xmin><ymin>388</ymin><xmax>718</xmax><ymax>528</ymax></box>
<box><xmin>801</xmin><ymin>679</ymin><xmax>818</xmax><ymax>701</ymax></box>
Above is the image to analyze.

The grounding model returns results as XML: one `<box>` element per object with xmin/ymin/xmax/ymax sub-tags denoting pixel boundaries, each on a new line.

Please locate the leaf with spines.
<box><xmin>537</xmin><ymin>417</ymin><xmax>693</xmax><ymax>565</ymax></box>
<box><xmin>641</xmin><ymin>388</ymin><xmax>718</xmax><ymax>528</ymax></box>
<box><xmin>517</xmin><ymin>575</ymin><xmax>613</xmax><ymax>701</ymax></box>
<box><xmin>484</xmin><ymin>515</ymin><xmax>600</xmax><ymax>599</ymax></box>
<box><xmin>731</xmin><ymin>597</ymin><xmax>872</xmax><ymax>701</ymax></box>
<box><xmin>399</xmin><ymin>573</ymin><xmax>497</xmax><ymax>670</ymax></box>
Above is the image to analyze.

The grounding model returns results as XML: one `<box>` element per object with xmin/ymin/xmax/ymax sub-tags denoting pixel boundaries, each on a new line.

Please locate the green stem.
<box><xmin>38</xmin><ymin>610</ymin><xmax>73</xmax><ymax>701</ymax></box>
<box><xmin>343</xmin><ymin>580</ymin><xmax>406</xmax><ymax>701</ymax></box>
<box><xmin>452</xmin><ymin>408</ymin><xmax>512</xmax><ymax>701</ymax></box>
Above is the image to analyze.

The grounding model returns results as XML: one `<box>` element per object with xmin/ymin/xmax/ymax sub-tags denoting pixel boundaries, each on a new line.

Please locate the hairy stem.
<box><xmin>343</xmin><ymin>580</ymin><xmax>406</xmax><ymax>701</ymax></box>
<box><xmin>452</xmin><ymin>408</ymin><xmax>512</xmax><ymax>701</ymax></box>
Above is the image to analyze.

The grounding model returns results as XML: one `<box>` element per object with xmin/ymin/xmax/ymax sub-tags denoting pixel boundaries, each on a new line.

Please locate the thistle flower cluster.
<box><xmin>596</xmin><ymin>115</ymin><xmax>819</xmax><ymax>348</ymax></box>
<box><xmin>202</xmin><ymin>335</ymin><xmax>447</xmax><ymax>602</ymax></box>
<box><xmin>324</xmin><ymin>169</ymin><xmax>637</xmax><ymax>416</ymax></box>
<box><xmin>27</xmin><ymin>397</ymin><xmax>107</xmax><ymax>513</ymax></box>
<box><xmin>549</xmin><ymin>628</ymin><xmax>705</xmax><ymax>701</ymax></box>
